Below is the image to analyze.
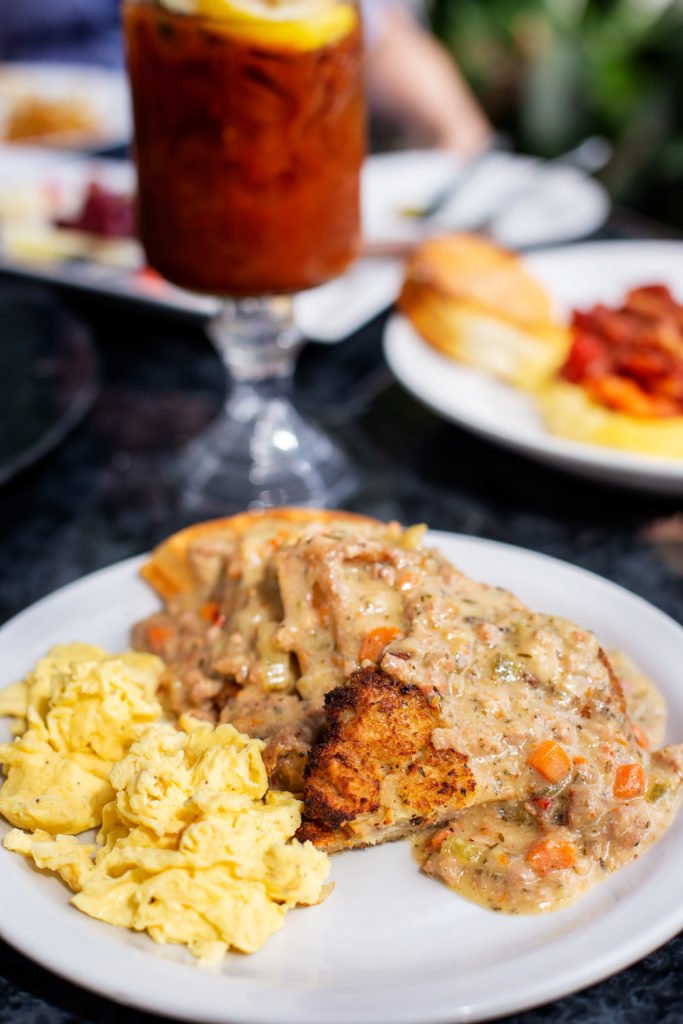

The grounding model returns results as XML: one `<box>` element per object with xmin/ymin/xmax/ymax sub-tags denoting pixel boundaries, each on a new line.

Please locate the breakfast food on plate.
<box><xmin>537</xmin><ymin>285</ymin><xmax>683</xmax><ymax>456</ymax></box>
<box><xmin>0</xmin><ymin>181</ymin><xmax>140</xmax><ymax>271</ymax></box>
<box><xmin>0</xmin><ymin>644</ymin><xmax>164</xmax><ymax>833</ymax></box>
<box><xmin>398</xmin><ymin>234</ymin><xmax>569</xmax><ymax>388</ymax></box>
<box><xmin>0</xmin><ymin>645</ymin><xmax>329</xmax><ymax>960</ymax></box>
<box><xmin>2</xmin><ymin>510</ymin><xmax>682</xmax><ymax>931</ymax></box>
<box><xmin>4</xmin><ymin>96</ymin><xmax>98</xmax><ymax>144</ymax></box>
<box><xmin>133</xmin><ymin>508</ymin><xmax>683</xmax><ymax>911</ymax></box>
<box><xmin>399</xmin><ymin>234</ymin><xmax>683</xmax><ymax>459</ymax></box>
<box><xmin>135</xmin><ymin>509</ymin><xmax>432</xmax><ymax>798</ymax></box>
<box><xmin>54</xmin><ymin>182</ymin><xmax>136</xmax><ymax>240</ymax></box>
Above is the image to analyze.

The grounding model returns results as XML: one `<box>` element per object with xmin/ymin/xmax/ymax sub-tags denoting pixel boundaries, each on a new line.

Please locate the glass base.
<box><xmin>177</xmin><ymin>387</ymin><xmax>359</xmax><ymax>515</ymax></box>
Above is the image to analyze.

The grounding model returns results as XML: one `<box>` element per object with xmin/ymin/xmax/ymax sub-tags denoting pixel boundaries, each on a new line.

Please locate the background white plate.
<box><xmin>384</xmin><ymin>240</ymin><xmax>683</xmax><ymax>493</ymax></box>
<box><xmin>2</xmin><ymin>533</ymin><xmax>683</xmax><ymax>1023</ymax></box>
<box><xmin>362</xmin><ymin>149</ymin><xmax>609</xmax><ymax>250</ymax></box>
<box><xmin>0</xmin><ymin>147</ymin><xmax>608</xmax><ymax>343</ymax></box>
<box><xmin>0</xmin><ymin>63</ymin><xmax>131</xmax><ymax>151</ymax></box>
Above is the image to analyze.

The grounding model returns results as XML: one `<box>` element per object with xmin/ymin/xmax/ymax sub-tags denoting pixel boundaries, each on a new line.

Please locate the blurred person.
<box><xmin>365</xmin><ymin>1</ymin><xmax>492</xmax><ymax>158</ymax></box>
<box><xmin>0</xmin><ymin>0</ymin><xmax>122</xmax><ymax>66</ymax></box>
<box><xmin>0</xmin><ymin>0</ymin><xmax>491</xmax><ymax>158</ymax></box>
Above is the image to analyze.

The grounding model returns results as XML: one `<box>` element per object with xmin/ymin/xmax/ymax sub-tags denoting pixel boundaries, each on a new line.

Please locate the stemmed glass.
<box><xmin>123</xmin><ymin>0</ymin><xmax>365</xmax><ymax>512</ymax></box>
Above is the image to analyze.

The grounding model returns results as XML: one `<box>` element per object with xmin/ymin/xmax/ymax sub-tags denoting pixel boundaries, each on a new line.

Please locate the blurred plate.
<box><xmin>362</xmin><ymin>149</ymin><xmax>610</xmax><ymax>249</ymax></box>
<box><xmin>0</xmin><ymin>63</ymin><xmax>131</xmax><ymax>151</ymax></box>
<box><xmin>0</xmin><ymin>148</ymin><xmax>607</xmax><ymax>344</ymax></box>
<box><xmin>0</xmin><ymin>286</ymin><xmax>98</xmax><ymax>485</ymax></box>
<box><xmin>384</xmin><ymin>240</ymin><xmax>683</xmax><ymax>494</ymax></box>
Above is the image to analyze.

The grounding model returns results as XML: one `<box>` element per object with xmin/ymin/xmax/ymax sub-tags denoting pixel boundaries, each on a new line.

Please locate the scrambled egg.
<box><xmin>0</xmin><ymin>645</ymin><xmax>164</xmax><ymax>833</ymax></box>
<box><xmin>0</xmin><ymin>645</ymin><xmax>330</xmax><ymax>961</ymax></box>
<box><xmin>0</xmin><ymin>643</ymin><xmax>108</xmax><ymax>733</ymax></box>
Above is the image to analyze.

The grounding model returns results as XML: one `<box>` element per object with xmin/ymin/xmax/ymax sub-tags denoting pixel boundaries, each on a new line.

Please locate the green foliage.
<box><xmin>430</xmin><ymin>0</ymin><xmax>683</xmax><ymax>228</ymax></box>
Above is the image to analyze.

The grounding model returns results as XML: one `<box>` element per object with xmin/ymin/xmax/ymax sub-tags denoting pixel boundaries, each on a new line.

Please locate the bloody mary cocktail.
<box><xmin>123</xmin><ymin>0</ymin><xmax>364</xmax><ymax>296</ymax></box>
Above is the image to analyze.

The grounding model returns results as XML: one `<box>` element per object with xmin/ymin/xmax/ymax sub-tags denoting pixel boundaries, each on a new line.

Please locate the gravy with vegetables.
<box><xmin>134</xmin><ymin>511</ymin><xmax>683</xmax><ymax>913</ymax></box>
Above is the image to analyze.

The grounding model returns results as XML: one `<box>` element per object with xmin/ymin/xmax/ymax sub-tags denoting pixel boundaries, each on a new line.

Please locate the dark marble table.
<box><xmin>2</xmin><ymin>266</ymin><xmax>683</xmax><ymax>1024</ymax></box>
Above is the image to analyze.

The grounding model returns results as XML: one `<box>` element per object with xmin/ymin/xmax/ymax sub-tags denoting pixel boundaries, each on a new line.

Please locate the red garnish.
<box><xmin>55</xmin><ymin>181</ymin><xmax>136</xmax><ymax>238</ymax></box>
<box><xmin>560</xmin><ymin>285</ymin><xmax>683</xmax><ymax>418</ymax></box>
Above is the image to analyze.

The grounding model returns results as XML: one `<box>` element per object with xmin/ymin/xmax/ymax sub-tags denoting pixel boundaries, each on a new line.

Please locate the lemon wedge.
<box><xmin>161</xmin><ymin>0</ymin><xmax>357</xmax><ymax>50</ymax></box>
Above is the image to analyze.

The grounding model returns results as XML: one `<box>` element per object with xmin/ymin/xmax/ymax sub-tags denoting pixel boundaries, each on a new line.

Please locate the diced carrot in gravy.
<box><xmin>397</xmin><ymin>572</ymin><xmax>419</xmax><ymax>592</ymax></box>
<box><xmin>146</xmin><ymin>624</ymin><xmax>174</xmax><ymax>652</ymax></box>
<box><xmin>200</xmin><ymin>601</ymin><xmax>219</xmax><ymax>623</ymax></box>
<box><xmin>430</xmin><ymin>828</ymin><xmax>450</xmax><ymax>850</ymax></box>
<box><xmin>614</xmin><ymin>763</ymin><xmax>645</xmax><ymax>799</ymax></box>
<box><xmin>359</xmin><ymin>626</ymin><xmax>401</xmax><ymax>663</ymax></box>
<box><xmin>311</xmin><ymin>582</ymin><xmax>329</xmax><ymax>624</ymax></box>
<box><xmin>526</xmin><ymin>836</ymin><xmax>577</xmax><ymax>875</ymax></box>
<box><xmin>632</xmin><ymin>724</ymin><xmax>649</xmax><ymax>750</ymax></box>
<box><xmin>528</xmin><ymin>740</ymin><xmax>571</xmax><ymax>783</ymax></box>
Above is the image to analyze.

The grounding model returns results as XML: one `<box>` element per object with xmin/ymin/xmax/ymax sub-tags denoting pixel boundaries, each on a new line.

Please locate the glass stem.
<box><xmin>209</xmin><ymin>297</ymin><xmax>302</xmax><ymax>414</ymax></box>
<box><xmin>178</xmin><ymin>294</ymin><xmax>357</xmax><ymax>513</ymax></box>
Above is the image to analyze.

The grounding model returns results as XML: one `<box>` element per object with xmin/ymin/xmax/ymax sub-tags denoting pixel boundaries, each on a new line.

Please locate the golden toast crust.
<box><xmin>297</xmin><ymin>668</ymin><xmax>476</xmax><ymax>852</ymax></box>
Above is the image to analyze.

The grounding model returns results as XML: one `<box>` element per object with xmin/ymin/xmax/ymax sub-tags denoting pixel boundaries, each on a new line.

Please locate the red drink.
<box><xmin>123</xmin><ymin>0</ymin><xmax>364</xmax><ymax>295</ymax></box>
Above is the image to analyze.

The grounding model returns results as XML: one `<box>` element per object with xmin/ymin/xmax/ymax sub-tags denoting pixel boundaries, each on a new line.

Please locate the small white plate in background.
<box><xmin>0</xmin><ymin>63</ymin><xmax>131</xmax><ymax>151</ymax></box>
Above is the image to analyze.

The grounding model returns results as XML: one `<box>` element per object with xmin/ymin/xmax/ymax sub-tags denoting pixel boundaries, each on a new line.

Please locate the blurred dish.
<box><xmin>399</xmin><ymin>137</ymin><xmax>612</xmax><ymax>226</ymax></box>
<box><xmin>398</xmin><ymin>233</ymin><xmax>567</xmax><ymax>388</ymax></box>
<box><xmin>0</xmin><ymin>147</ymin><xmax>608</xmax><ymax>343</ymax></box>
<box><xmin>538</xmin><ymin>285</ymin><xmax>683</xmax><ymax>456</ymax></box>
<box><xmin>0</xmin><ymin>64</ymin><xmax>131</xmax><ymax>150</ymax></box>
<box><xmin>362</xmin><ymin>149</ymin><xmax>609</xmax><ymax>250</ymax></box>
<box><xmin>5</xmin><ymin>96</ymin><xmax>96</xmax><ymax>146</ymax></box>
<box><xmin>385</xmin><ymin>240</ymin><xmax>683</xmax><ymax>493</ymax></box>
<box><xmin>0</xmin><ymin>287</ymin><xmax>98</xmax><ymax>486</ymax></box>
<box><xmin>398</xmin><ymin>234</ymin><xmax>683</xmax><ymax>456</ymax></box>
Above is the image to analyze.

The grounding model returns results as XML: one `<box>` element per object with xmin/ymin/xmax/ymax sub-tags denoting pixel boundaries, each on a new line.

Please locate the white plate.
<box><xmin>384</xmin><ymin>240</ymin><xmax>683</xmax><ymax>493</ymax></box>
<box><xmin>0</xmin><ymin>148</ymin><xmax>608</xmax><ymax>344</ymax></box>
<box><xmin>2</xmin><ymin>533</ymin><xmax>683</xmax><ymax>1023</ymax></box>
<box><xmin>0</xmin><ymin>63</ymin><xmax>131</xmax><ymax>151</ymax></box>
<box><xmin>362</xmin><ymin>149</ymin><xmax>609</xmax><ymax>249</ymax></box>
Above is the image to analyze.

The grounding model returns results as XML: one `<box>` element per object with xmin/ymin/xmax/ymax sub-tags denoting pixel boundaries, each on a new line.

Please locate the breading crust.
<box><xmin>297</xmin><ymin>668</ymin><xmax>476</xmax><ymax>852</ymax></box>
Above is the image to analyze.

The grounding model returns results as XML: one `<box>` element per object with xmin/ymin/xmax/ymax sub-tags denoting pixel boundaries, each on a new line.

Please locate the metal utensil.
<box><xmin>403</xmin><ymin>139</ymin><xmax>499</xmax><ymax>222</ymax></box>
<box><xmin>363</xmin><ymin>136</ymin><xmax>612</xmax><ymax>258</ymax></box>
<box><xmin>465</xmin><ymin>136</ymin><xmax>612</xmax><ymax>236</ymax></box>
